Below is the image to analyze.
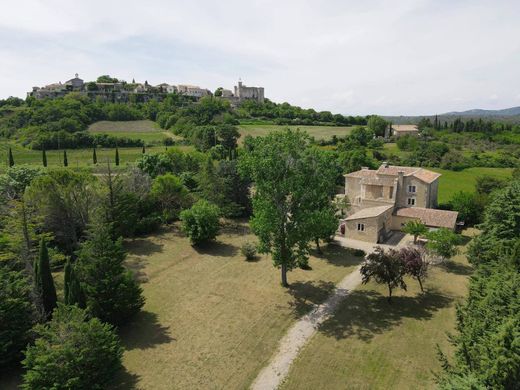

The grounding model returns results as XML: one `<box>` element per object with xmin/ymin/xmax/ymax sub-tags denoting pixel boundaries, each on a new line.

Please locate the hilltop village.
<box><xmin>28</xmin><ymin>74</ymin><xmax>264</xmax><ymax>106</ymax></box>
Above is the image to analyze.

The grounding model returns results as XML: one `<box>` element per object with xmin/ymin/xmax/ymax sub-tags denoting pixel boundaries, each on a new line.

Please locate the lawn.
<box><xmin>432</xmin><ymin>167</ymin><xmax>513</xmax><ymax>203</ymax></box>
<box><xmin>88</xmin><ymin>120</ymin><xmax>177</xmax><ymax>144</ymax></box>
<box><xmin>115</xmin><ymin>222</ymin><xmax>361</xmax><ymax>389</ymax></box>
<box><xmin>238</xmin><ymin>124</ymin><xmax>353</xmax><ymax>143</ymax></box>
<box><xmin>280</xmin><ymin>230</ymin><xmax>476</xmax><ymax>390</ymax></box>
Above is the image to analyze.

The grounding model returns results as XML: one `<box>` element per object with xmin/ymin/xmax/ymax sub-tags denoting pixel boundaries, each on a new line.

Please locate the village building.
<box><xmin>385</xmin><ymin>124</ymin><xmax>419</xmax><ymax>138</ymax></box>
<box><xmin>176</xmin><ymin>84</ymin><xmax>211</xmax><ymax>98</ymax></box>
<box><xmin>340</xmin><ymin>163</ymin><xmax>458</xmax><ymax>243</ymax></box>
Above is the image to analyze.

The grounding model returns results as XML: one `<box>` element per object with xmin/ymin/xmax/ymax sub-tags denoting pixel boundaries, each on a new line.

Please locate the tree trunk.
<box><xmin>414</xmin><ymin>234</ymin><xmax>418</xmax><ymax>244</ymax></box>
<box><xmin>315</xmin><ymin>238</ymin><xmax>322</xmax><ymax>254</ymax></box>
<box><xmin>387</xmin><ymin>285</ymin><xmax>393</xmax><ymax>304</ymax></box>
<box><xmin>418</xmin><ymin>277</ymin><xmax>424</xmax><ymax>292</ymax></box>
<box><xmin>281</xmin><ymin>264</ymin><xmax>289</xmax><ymax>287</ymax></box>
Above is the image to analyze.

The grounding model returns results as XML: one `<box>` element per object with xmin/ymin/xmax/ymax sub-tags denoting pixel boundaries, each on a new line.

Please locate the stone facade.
<box><xmin>341</xmin><ymin>163</ymin><xmax>457</xmax><ymax>243</ymax></box>
<box><xmin>233</xmin><ymin>80</ymin><xmax>264</xmax><ymax>103</ymax></box>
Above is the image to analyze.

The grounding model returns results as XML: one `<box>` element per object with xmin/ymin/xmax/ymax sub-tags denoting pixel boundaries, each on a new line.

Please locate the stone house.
<box><xmin>340</xmin><ymin>163</ymin><xmax>458</xmax><ymax>243</ymax></box>
<box><xmin>385</xmin><ymin>124</ymin><xmax>419</xmax><ymax>138</ymax></box>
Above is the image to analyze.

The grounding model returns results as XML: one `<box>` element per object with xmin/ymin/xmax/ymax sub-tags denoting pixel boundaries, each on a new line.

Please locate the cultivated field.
<box><xmin>88</xmin><ymin>120</ymin><xmax>177</xmax><ymax>144</ymax></box>
<box><xmin>433</xmin><ymin>167</ymin><xmax>513</xmax><ymax>203</ymax></box>
<box><xmin>280</xmin><ymin>230</ymin><xmax>475</xmax><ymax>390</ymax></box>
<box><xmin>238</xmin><ymin>124</ymin><xmax>353</xmax><ymax>143</ymax></box>
<box><xmin>115</xmin><ymin>221</ymin><xmax>362</xmax><ymax>389</ymax></box>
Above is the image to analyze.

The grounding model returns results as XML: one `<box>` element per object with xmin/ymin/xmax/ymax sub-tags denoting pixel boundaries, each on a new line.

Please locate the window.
<box><xmin>389</xmin><ymin>186</ymin><xmax>394</xmax><ymax>199</ymax></box>
<box><xmin>407</xmin><ymin>198</ymin><xmax>416</xmax><ymax>206</ymax></box>
<box><xmin>357</xmin><ymin>223</ymin><xmax>365</xmax><ymax>232</ymax></box>
<box><xmin>408</xmin><ymin>185</ymin><xmax>416</xmax><ymax>193</ymax></box>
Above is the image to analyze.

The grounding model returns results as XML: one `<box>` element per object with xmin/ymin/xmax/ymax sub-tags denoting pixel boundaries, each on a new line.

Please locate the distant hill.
<box><xmin>443</xmin><ymin>106</ymin><xmax>520</xmax><ymax>117</ymax></box>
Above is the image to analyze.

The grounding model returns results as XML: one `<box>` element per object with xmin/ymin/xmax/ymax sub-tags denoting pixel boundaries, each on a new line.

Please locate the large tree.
<box><xmin>22</xmin><ymin>304</ymin><xmax>123</xmax><ymax>389</ymax></box>
<box><xmin>76</xmin><ymin>223</ymin><xmax>144</xmax><ymax>325</ymax></box>
<box><xmin>238</xmin><ymin>130</ymin><xmax>337</xmax><ymax>286</ymax></box>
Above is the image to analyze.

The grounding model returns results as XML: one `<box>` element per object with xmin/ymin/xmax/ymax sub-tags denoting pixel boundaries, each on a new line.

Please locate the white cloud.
<box><xmin>1</xmin><ymin>0</ymin><xmax>519</xmax><ymax>114</ymax></box>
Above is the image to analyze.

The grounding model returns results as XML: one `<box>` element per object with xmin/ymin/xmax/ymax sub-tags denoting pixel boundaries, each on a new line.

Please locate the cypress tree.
<box><xmin>8</xmin><ymin>147</ymin><xmax>14</xmax><ymax>167</ymax></box>
<box><xmin>93</xmin><ymin>147</ymin><xmax>97</xmax><ymax>164</ymax></box>
<box><xmin>42</xmin><ymin>148</ymin><xmax>47</xmax><ymax>167</ymax></box>
<box><xmin>35</xmin><ymin>238</ymin><xmax>57</xmax><ymax>318</ymax></box>
<box><xmin>115</xmin><ymin>147</ymin><xmax>120</xmax><ymax>166</ymax></box>
<box><xmin>63</xmin><ymin>260</ymin><xmax>72</xmax><ymax>303</ymax></box>
<box><xmin>64</xmin><ymin>260</ymin><xmax>85</xmax><ymax>308</ymax></box>
<box><xmin>142</xmin><ymin>145</ymin><xmax>146</xmax><ymax>154</ymax></box>
<box><xmin>63</xmin><ymin>150</ymin><xmax>68</xmax><ymax>167</ymax></box>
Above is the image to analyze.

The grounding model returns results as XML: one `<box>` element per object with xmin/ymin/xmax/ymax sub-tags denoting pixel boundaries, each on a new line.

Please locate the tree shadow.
<box><xmin>125</xmin><ymin>239</ymin><xmax>164</xmax><ymax>257</ymax></box>
<box><xmin>193</xmin><ymin>241</ymin><xmax>238</xmax><ymax>257</ymax></box>
<box><xmin>119</xmin><ymin>311</ymin><xmax>174</xmax><ymax>351</ymax></box>
<box><xmin>125</xmin><ymin>256</ymin><xmax>149</xmax><ymax>283</ymax></box>
<box><xmin>110</xmin><ymin>367</ymin><xmax>140</xmax><ymax>390</ymax></box>
<box><xmin>287</xmin><ymin>280</ymin><xmax>337</xmax><ymax>318</ymax></box>
<box><xmin>319</xmin><ymin>288</ymin><xmax>453</xmax><ymax>341</ymax></box>
<box><xmin>313</xmin><ymin>244</ymin><xmax>364</xmax><ymax>268</ymax></box>
<box><xmin>437</xmin><ymin>260</ymin><xmax>473</xmax><ymax>276</ymax></box>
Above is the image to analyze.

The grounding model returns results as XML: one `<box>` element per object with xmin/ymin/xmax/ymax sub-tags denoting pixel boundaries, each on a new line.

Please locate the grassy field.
<box><xmin>88</xmin><ymin>120</ymin><xmax>176</xmax><ymax>144</ymax></box>
<box><xmin>281</xmin><ymin>230</ymin><xmax>476</xmax><ymax>390</ymax></box>
<box><xmin>238</xmin><ymin>124</ymin><xmax>353</xmax><ymax>143</ymax></box>
<box><xmin>117</xmin><ymin>222</ymin><xmax>361</xmax><ymax>389</ymax></box>
<box><xmin>433</xmin><ymin>167</ymin><xmax>513</xmax><ymax>203</ymax></box>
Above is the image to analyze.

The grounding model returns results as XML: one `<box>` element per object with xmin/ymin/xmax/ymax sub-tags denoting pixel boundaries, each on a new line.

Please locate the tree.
<box><xmin>360</xmin><ymin>247</ymin><xmax>407</xmax><ymax>302</ymax></box>
<box><xmin>367</xmin><ymin>115</ymin><xmax>388</xmax><ymax>137</ymax></box>
<box><xmin>402</xmin><ymin>220</ymin><xmax>427</xmax><ymax>244</ymax></box>
<box><xmin>449</xmin><ymin>191</ymin><xmax>482</xmax><ymax>226</ymax></box>
<box><xmin>475</xmin><ymin>175</ymin><xmax>504</xmax><ymax>196</ymax></box>
<box><xmin>426</xmin><ymin>228</ymin><xmax>460</xmax><ymax>260</ymax></box>
<box><xmin>63</xmin><ymin>260</ymin><xmax>85</xmax><ymax>307</ymax></box>
<box><xmin>238</xmin><ymin>130</ymin><xmax>338</xmax><ymax>286</ymax></box>
<box><xmin>180</xmin><ymin>199</ymin><xmax>220</xmax><ymax>245</ymax></box>
<box><xmin>63</xmin><ymin>150</ymin><xmax>68</xmax><ymax>167</ymax></box>
<box><xmin>76</xmin><ymin>223</ymin><xmax>144</xmax><ymax>325</ymax></box>
<box><xmin>307</xmin><ymin>206</ymin><xmax>338</xmax><ymax>254</ymax></box>
<box><xmin>42</xmin><ymin>148</ymin><xmax>47</xmax><ymax>167</ymax></box>
<box><xmin>22</xmin><ymin>304</ymin><xmax>123</xmax><ymax>390</ymax></box>
<box><xmin>0</xmin><ymin>267</ymin><xmax>35</xmax><ymax>368</ymax></box>
<box><xmin>8</xmin><ymin>147</ymin><xmax>14</xmax><ymax>167</ymax></box>
<box><xmin>142</xmin><ymin>145</ymin><xmax>146</xmax><ymax>154</ymax></box>
<box><xmin>92</xmin><ymin>147</ymin><xmax>97</xmax><ymax>164</ymax></box>
<box><xmin>34</xmin><ymin>237</ymin><xmax>57</xmax><ymax>318</ymax></box>
<box><xmin>399</xmin><ymin>247</ymin><xmax>428</xmax><ymax>292</ymax></box>
<box><xmin>151</xmin><ymin>173</ymin><xmax>190</xmax><ymax>221</ymax></box>
<box><xmin>115</xmin><ymin>147</ymin><xmax>120</xmax><ymax>166</ymax></box>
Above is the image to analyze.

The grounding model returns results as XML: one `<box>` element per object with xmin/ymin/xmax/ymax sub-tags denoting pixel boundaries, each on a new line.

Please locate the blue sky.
<box><xmin>1</xmin><ymin>0</ymin><xmax>519</xmax><ymax>115</ymax></box>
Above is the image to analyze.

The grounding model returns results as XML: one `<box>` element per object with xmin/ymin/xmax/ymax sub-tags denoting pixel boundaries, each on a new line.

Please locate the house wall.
<box><xmin>396</xmin><ymin>176</ymin><xmax>432</xmax><ymax>208</ymax></box>
<box><xmin>345</xmin><ymin>176</ymin><xmax>362</xmax><ymax>206</ymax></box>
<box><xmin>344</xmin><ymin>208</ymin><xmax>393</xmax><ymax>243</ymax></box>
<box><xmin>390</xmin><ymin>215</ymin><xmax>418</xmax><ymax>230</ymax></box>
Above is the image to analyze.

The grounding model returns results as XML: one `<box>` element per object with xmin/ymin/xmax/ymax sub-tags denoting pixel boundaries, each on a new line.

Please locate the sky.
<box><xmin>0</xmin><ymin>0</ymin><xmax>519</xmax><ymax>115</ymax></box>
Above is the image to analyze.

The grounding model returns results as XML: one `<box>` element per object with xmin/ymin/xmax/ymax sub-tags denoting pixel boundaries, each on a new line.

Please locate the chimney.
<box><xmin>361</xmin><ymin>166</ymin><xmax>369</xmax><ymax>170</ymax></box>
<box><xmin>382</xmin><ymin>161</ymin><xmax>389</xmax><ymax>168</ymax></box>
<box><xmin>397</xmin><ymin>171</ymin><xmax>404</xmax><ymax>199</ymax></box>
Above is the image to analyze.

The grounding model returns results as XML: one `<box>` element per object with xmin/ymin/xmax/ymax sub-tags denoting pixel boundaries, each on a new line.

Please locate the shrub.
<box><xmin>22</xmin><ymin>304</ymin><xmax>123</xmax><ymax>390</ymax></box>
<box><xmin>241</xmin><ymin>242</ymin><xmax>257</xmax><ymax>260</ymax></box>
<box><xmin>352</xmin><ymin>249</ymin><xmax>366</xmax><ymax>257</ymax></box>
<box><xmin>180</xmin><ymin>200</ymin><xmax>220</xmax><ymax>245</ymax></box>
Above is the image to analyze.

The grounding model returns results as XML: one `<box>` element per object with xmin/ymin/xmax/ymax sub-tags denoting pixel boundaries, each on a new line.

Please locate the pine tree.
<box><xmin>8</xmin><ymin>147</ymin><xmax>14</xmax><ymax>167</ymax></box>
<box><xmin>115</xmin><ymin>147</ymin><xmax>120</xmax><ymax>166</ymax></box>
<box><xmin>42</xmin><ymin>148</ymin><xmax>47</xmax><ymax>167</ymax></box>
<box><xmin>34</xmin><ymin>238</ymin><xmax>57</xmax><ymax>318</ymax></box>
<box><xmin>92</xmin><ymin>147</ymin><xmax>97</xmax><ymax>164</ymax></box>
<box><xmin>63</xmin><ymin>150</ymin><xmax>68</xmax><ymax>167</ymax></box>
<box><xmin>76</xmin><ymin>223</ymin><xmax>144</xmax><ymax>325</ymax></box>
<box><xmin>64</xmin><ymin>260</ymin><xmax>85</xmax><ymax>308</ymax></box>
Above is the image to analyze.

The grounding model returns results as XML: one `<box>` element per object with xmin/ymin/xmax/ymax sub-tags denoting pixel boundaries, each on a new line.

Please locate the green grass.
<box><xmin>88</xmin><ymin>120</ymin><xmax>178</xmax><ymax>144</ymax></box>
<box><xmin>238</xmin><ymin>124</ymin><xmax>353</xmax><ymax>143</ymax></box>
<box><xmin>432</xmin><ymin>167</ymin><xmax>513</xmax><ymax>203</ymax></box>
<box><xmin>281</xmin><ymin>229</ymin><xmax>476</xmax><ymax>390</ymax></box>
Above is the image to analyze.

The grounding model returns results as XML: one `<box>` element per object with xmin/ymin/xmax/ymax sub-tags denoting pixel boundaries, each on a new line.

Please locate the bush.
<box><xmin>180</xmin><ymin>200</ymin><xmax>220</xmax><ymax>245</ymax></box>
<box><xmin>241</xmin><ymin>242</ymin><xmax>257</xmax><ymax>260</ymax></box>
<box><xmin>22</xmin><ymin>304</ymin><xmax>123</xmax><ymax>389</ymax></box>
<box><xmin>352</xmin><ymin>249</ymin><xmax>366</xmax><ymax>257</ymax></box>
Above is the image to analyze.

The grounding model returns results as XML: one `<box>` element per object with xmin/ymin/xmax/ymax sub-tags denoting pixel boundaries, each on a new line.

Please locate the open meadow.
<box><xmin>280</xmin><ymin>230</ymin><xmax>475</xmax><ymax>390</ymax></box>
<box><xmin>115</xmin><ymin>221</ymin><xmax>362</xmax><ymax>389</ymax></box>
<box><xmin>88</xmin><ymin>120</ymin><xmax>178</xmax><ymax>144</ymax></box>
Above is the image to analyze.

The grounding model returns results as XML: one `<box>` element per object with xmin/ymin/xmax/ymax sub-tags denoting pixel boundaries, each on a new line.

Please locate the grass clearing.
<box><xmin>115</xmin><ymin>221</ymin><xmax>361</xmax><ymax>389</ymax></box>
<box><xmin>88</xmin><ymin>120</ymin><xmax>178</xmax><ymax>144</ymax></box>
<box><xmin>280</xmin><ymin>230</ymin><xmax>476</xmax><ymax>390</ymax></box>
<box><xmin>432</xmin><ymin>167</ymin><xmax>513</xmax><ymax>203</ymax></box>
<box><xmin>238</xmin><ymin>124</ymin><xmax>353</xmax><ymax>143</ymax></box>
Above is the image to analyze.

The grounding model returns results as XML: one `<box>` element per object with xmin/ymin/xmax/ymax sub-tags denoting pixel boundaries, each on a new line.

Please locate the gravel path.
<box><xmin>250</xmin><ymin>266</ymin><xmax>363</xmax><ymax>390</ymax></box>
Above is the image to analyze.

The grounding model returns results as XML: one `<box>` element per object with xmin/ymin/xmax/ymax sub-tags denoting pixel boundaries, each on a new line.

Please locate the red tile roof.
<box><xmin>394</xmin><ymin>207</ymin><xmax>458</xmax><ymax>229</ymax></box>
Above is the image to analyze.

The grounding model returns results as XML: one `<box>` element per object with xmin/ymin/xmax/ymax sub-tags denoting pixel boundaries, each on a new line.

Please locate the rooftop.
<box><xmin>347</xmin><ymin>164</ymin><xmax>441</xmax><ymax>184</ymax></box>
<box><xmin>391</xmin><ymin>124</ymin><xmax>418</xmax><ymax>132</ymax></box>
<box><xmin>394</xmin><ymin>207</ymin><xmax>458</xmax><ymax>229</ymax></box>
<box><xmin>345</xmin><ymin>204</ymin><xmax>394</xmax><ymax>220</ymax></box>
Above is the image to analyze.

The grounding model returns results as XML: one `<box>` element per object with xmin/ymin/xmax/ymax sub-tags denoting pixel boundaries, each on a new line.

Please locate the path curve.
<box><xmin>250</xmin><ymin>265</ymin><xmax>363</xmax><ymax>390</ymax></box>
